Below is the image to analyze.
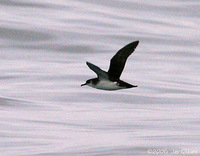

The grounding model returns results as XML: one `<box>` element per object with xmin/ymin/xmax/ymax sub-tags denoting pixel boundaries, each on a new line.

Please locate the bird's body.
<box><xmin>81</xmin><ymin>41</ymin><xmax>139</xmax><ymax>91</ymax></box>
<box><xmin>88</xmin><ymin>78</ymin><xmax>122</xmax><ymax>90</ymax></box>
<box><xmin>86</xmin><ymin>78</ymin><xmax>124</xmax><ymax>91</ymax></box>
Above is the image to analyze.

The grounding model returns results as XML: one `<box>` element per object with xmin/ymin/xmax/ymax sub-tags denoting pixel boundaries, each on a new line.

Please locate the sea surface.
<box><xmin>0</xmin><ymin>0</ymin><xmax>200</xmax><ymax>155</ymax></box>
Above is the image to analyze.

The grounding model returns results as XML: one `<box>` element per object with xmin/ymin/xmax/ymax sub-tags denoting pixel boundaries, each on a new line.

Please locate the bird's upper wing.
<box><xmin>86</xmin><ymin>62</ymin><xmax>109</xmax><ymax>80</ymax></box>
<box><xmin>108</xmin><ymin>41</ymin><xmax>139</xmax><ymax>80</ymax></box>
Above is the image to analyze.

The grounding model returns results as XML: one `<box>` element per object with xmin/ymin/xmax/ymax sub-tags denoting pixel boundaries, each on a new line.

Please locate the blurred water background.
<box><xmin>0</xmin><ymin>0</ymin><xmax>200</xmax><ymax>155</ymax></box>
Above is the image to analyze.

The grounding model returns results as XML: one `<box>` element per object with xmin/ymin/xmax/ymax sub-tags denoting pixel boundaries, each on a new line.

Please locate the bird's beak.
<box><xmin>81</xmin><ymin>83</ymin><xmax>87</xmax><ymax>86</ymax></box>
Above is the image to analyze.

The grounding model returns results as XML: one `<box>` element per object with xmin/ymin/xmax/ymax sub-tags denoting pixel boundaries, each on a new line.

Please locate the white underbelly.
<box><xmin>90</xmin><ymin>80</ymin><xmax>123</xmax><ymax>91</ymax></box>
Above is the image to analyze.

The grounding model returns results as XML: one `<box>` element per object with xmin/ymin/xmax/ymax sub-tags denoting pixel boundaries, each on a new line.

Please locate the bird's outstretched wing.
<box><xmin>108</xmin><ymin>41</ymin><xmax>139</xmax><ymax>80</ymax></box>
<box><xmin>86</xmin><ymin>62</ymin><xmax>108</xmax><ymax>80</ymax></box>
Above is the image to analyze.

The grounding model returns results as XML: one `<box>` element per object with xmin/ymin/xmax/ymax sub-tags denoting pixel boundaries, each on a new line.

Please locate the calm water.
<box><xmin>0</xmin><ymin>0</ymin><xmax>200</xmax><ymax>155</ymax></box>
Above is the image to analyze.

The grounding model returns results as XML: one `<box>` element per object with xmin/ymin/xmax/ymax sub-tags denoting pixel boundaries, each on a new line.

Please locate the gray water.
<box><xmin>0</xmin><ymin>0</ymin><xmax>200</xmax><ymax>155</ymax></box>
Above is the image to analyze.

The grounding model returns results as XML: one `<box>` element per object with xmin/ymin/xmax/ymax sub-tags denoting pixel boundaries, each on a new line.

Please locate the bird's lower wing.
<box><xmin>86</xmin><ymin>62</ymin><xmax>108</xmax><ymax>80</ymax></box>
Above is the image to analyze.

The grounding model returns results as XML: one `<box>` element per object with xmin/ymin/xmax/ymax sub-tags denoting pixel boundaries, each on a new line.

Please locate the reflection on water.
<box><xmin>0</xmin><ymin>0</ymin><xmax>200</xmax><ymax>155</ymax></box>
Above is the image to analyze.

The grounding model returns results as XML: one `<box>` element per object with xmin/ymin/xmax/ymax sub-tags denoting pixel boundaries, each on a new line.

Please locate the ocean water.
<box><xmin>0</xmin><ymin>0</ymin><xmax>200</xmax><ymax>155</ymax></box>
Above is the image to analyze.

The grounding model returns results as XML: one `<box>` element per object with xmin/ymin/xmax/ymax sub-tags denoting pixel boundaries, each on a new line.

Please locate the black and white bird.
<box><xmin>81</xmin><ymin>41</ymin><xmax>139</xmax><ymax>91</ymax></box>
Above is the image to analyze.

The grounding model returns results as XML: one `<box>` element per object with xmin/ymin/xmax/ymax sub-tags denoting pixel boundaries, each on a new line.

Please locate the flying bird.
<box><xmin>81</xmin><ymin>41</ymin><xmax>139</xmax><ymax>91</ymax></box>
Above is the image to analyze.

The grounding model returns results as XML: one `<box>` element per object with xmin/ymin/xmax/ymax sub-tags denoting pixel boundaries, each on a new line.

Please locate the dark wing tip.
<box><xmin>132</xmin><ymin>40</ymin><xmax>139</xmax><ymax>47</ymax></box>
<box><xmin>86</xmin><ymin>61</ymin><xmax>91</xmax><ymax>66</ymax></box>
<box><xmin>120</xmin><ymin>40</ymin><xmax>139</xmax><ymax>54</ymax></box>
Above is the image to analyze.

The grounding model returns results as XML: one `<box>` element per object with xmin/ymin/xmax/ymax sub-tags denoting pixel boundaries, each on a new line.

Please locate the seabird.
<box><xmin>81</xmin><ymin>41</ymin><xmax>139</xmax><ymax>91</ymax></box>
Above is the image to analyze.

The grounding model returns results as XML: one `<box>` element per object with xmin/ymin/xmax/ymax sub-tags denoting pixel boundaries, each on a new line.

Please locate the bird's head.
<box><xmin>81</xmin><ymin>79</ymin><xmax>92</xmax><ymax>86</ymax></box>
